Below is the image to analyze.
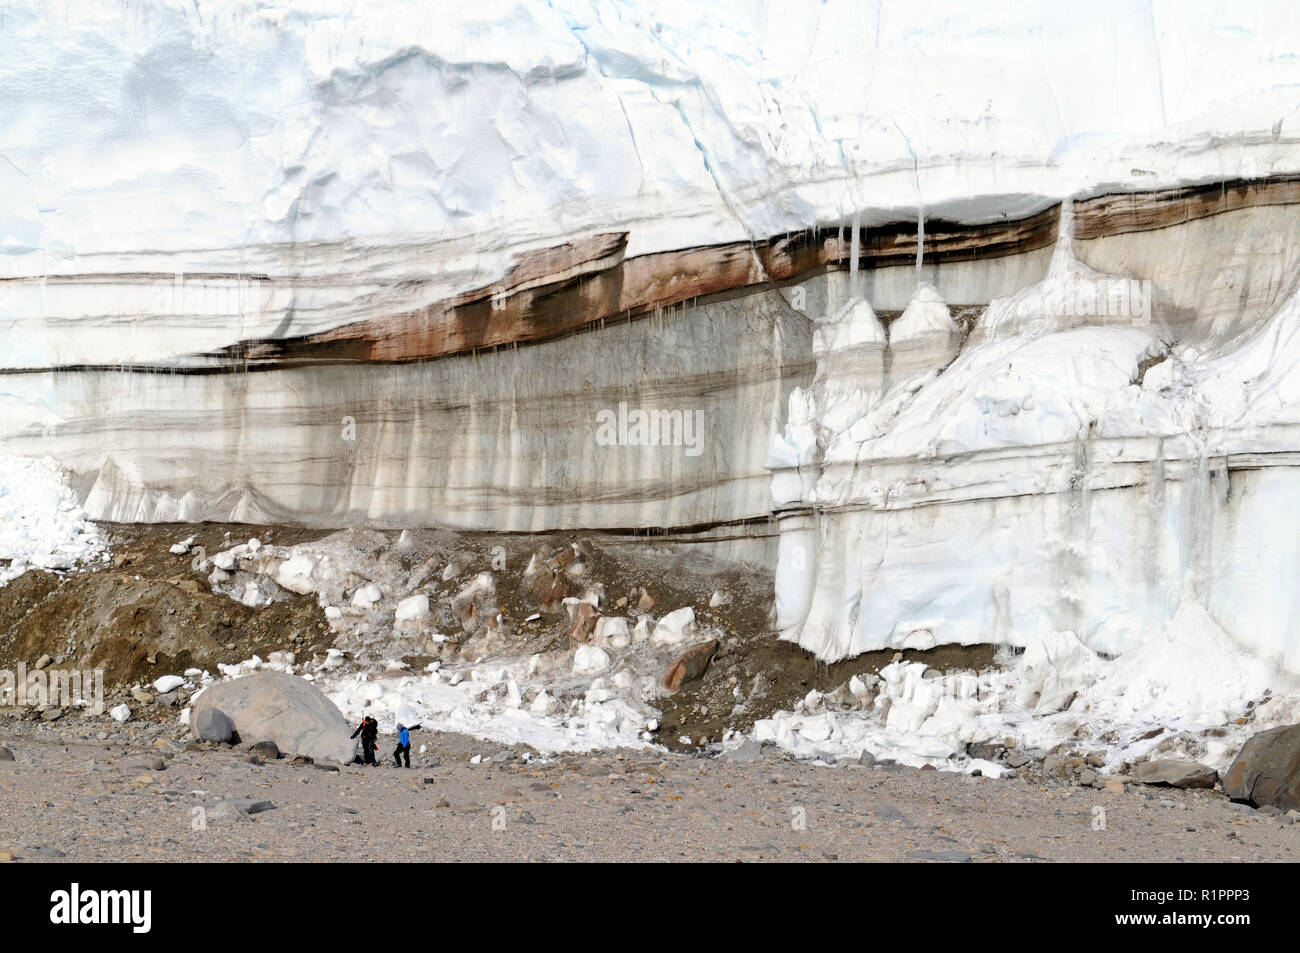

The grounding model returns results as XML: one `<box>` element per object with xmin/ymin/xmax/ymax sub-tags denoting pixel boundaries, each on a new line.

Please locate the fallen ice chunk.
<box><xmin>395</xmin><ymin>593</ymin><xmax>430</xmax><ymax>621</ymax></box>
<box><xmin>651</xmin><ymin>607</ymin><xmax>696</xmax><ymax>646</ymax></box>
<box><xmin>573</xmin><ymin>645</ymin><xmax>611</xmax><ymax>674</ymax></box>
<box><xmin>593</xmin><ymin>616</ymin><xmax>630</xmax><ymax>648</ymax></box>
<box><xmin>351</xmin><ymin>582</ymin><xmax>382</xmax><ymax>608</ymax></box>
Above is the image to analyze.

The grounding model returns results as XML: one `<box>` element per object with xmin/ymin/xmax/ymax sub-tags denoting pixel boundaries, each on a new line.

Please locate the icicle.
<box><xmin>915</xmin><ymin>204</ymin><xmax>925</xmax><ymax>280</ymax></box>
<box><xmin>848</xmin><ymin>210</ymin><xmax>861</xmax><ymax>298</ymax></box>
<box><xmin>1058</xmin><ymin>197</ymin><xmax>1075</xmax><ymax>241</ymax></box>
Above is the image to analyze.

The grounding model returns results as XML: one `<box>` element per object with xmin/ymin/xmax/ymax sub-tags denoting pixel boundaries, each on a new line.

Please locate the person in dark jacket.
<box><xmin>350</xmin><ymin>715</ymin><xmax>379</xmax><ymax>765</ymax></box>
<box><xmin>392</xmin><ymin>721</ymin><xmax>421</xmax><ymax>768</ymax></box>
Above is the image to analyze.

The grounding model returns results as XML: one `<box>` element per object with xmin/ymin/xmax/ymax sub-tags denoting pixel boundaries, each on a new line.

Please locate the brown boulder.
<box><xmin>569</xmin><ymin>602</ymin><xmax>600</xmax><ymax>646</ymax></box>
<box><xmin>662</xmin><ymin>640</ymin><xmax>719</xmax><ymax>692</ymax></box>
<box><xmin>1133</xmin><ymin>759</ymin><xmax>1217</xmax><ymax>789</ymax></box>
<box><xmin>1223</xmin><ymin>723</ymin><xmax>1300</xmax><ymax>810</ymax></box>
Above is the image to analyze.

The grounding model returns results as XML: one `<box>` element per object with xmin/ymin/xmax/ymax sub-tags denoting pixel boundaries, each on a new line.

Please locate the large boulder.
<box><xmin>1223</xmin><ymin>723</ymin><xmax>1300</xmax><ymax>810</ymax></box>
<box><xmin>1133</xmin><ymin>759</ymin><xmax>1218</xmax><ymax>789</ymax></box>
<box><xmin>192</xmin><ymin>672</ymin><xmax>356</xmax><ymax>764</ymax></box>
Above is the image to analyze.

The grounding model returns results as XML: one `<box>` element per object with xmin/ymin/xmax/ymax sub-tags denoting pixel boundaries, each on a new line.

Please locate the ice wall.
<box><xmin>6</xmin><ymin>0</ymin><xmax>1300</xmax><ymax>583</ymax></box>
<box><xmin>773</xmin><ymin>202</ymin><xmax>1300</xmax><ymax>672</ymax></box>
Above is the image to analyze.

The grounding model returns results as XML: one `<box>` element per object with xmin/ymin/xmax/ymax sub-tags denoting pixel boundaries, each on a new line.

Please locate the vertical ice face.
<box><xmin>769</xmin><ymin>196</ymin><xmax>1300</xmax><ymax>671</ymax></box>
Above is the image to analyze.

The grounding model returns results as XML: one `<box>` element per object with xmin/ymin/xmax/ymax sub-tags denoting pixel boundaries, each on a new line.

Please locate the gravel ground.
<box><xmin>1</xmin><ymin>721</ymin><xmax>1297</xmax><ymax>863</ymax></box>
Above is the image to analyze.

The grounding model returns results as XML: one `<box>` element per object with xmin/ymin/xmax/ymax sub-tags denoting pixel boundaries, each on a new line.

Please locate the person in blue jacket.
<box><xmin>392</xmin><ymin>721</ymin><xmax>421</xmax><ymax>768</ymax></box>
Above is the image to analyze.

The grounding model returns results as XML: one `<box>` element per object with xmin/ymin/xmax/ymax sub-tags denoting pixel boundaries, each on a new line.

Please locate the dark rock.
<box><xmin>250</xmin><ymin>740</ymin><xmax>281</xmax><ymax>761</ymax></box>
<box><xmin>907</xmin><ymin>850</ymin><xmax>972</xmax><ymax>863</ymax></box>
<box><xmin>204</xmin><ymin>798</ymin><xmax>275</xmax><ymax>817</ymax></box>
<box><xmin>1007</xmin><ymin>753</ymin><xmax>1032</xmax><ymax>768</ymax></box>
<box><xmin>0</xmin><ymin>746</ymin><xmax>13</xmax><ymax>762</ymax></box>
<box><xmin>1223</xmin><ymin>724</ymin><xmax>1300</xmax><ymax>810</ymax></box>
<box><xmin>967</xmin><ymin>742</ymin><xmax>1005</xmax><ymax>762</ymax></box>
<box><xmin>661</xmin><ymin>640</ymin><xmax>719</xmax><ymax>692</ymax></box>
<box><xmin>193</xmin><ymin>708</ymin><xmax>237</xmax><ymax>745</ymax></box>
<box><xmin>873</xmin><ymin>804</ymin><xmax>911</xmax><ymax>825</ymax></box>
<box><xmin>857</xmin><ymin>750</ymin><xmax>876</xmax><ymax>768</ymax></box>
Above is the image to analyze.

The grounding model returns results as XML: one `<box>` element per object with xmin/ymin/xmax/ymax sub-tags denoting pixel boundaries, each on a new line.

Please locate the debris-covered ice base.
<box><xmin>753</xmin><ymin>599</ymin><xmax>1300</xmax><ymax>774</ymax></box>
<box><xmin>175</xmin><ymin>529</ymin><xmax>731</xmax><ymax>755</ymax></box>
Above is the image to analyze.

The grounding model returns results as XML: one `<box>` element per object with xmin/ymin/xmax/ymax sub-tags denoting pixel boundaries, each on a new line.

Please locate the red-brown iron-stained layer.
<box><xmin>208</xmin><ymin>173</ymin><xmax>1300</xmax><ymax>368</ymax></box>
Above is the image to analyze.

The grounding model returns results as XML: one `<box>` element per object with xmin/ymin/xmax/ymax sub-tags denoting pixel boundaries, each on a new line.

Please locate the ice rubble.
<box><xmin>0</xmin><ymin>455</ymin><xmax>106</xmax><ymax>585</ymax></box>
<box><xmin>753</xmin><ymin>598</ymin><xmax>1300</xmax><ymax>774</ymax></box>
<box><xmin>180</xmin><ymin>642</ymin><xmax>657</xmax><ymax>756</ymax></box>
<box><xmin>185</xmin><ymin>531</ymin><xmax>730</xmax><ymax>754</ymax></box>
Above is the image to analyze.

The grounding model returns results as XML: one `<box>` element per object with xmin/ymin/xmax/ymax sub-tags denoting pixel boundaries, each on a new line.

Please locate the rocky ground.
<box><xmin>3</xmin><ymin>521</ymin><xmax>1298</xmax><ymax>863</ymax></box>
<box><xmin>1</xmin><ymin>717</ymin><xmax>1297</xmax><ymax>863</ymax></box>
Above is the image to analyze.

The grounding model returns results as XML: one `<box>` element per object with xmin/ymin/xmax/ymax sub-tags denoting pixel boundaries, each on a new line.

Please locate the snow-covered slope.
<box><xmin>6</xmin><ymin>0</ymin><xmax>1300</xmax><ymax>286</ymax></box>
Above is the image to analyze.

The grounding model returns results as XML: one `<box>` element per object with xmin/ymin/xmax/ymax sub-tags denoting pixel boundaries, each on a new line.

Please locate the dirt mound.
<box><xmin>0</xmin><ymin>524</ymin><xmax>334</xmax><ymax>712</ymax></box>
<box><xmin>1</xmin><ymin>520</ymin><xmax>992</xmax><ymax>748</ymax></box>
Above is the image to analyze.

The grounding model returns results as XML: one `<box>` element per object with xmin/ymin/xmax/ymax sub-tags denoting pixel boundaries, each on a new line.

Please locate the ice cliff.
<box><xmin>6</xmin><ymin>0</ymin><xmax>1300</xmax><ymax>675</ymax></box>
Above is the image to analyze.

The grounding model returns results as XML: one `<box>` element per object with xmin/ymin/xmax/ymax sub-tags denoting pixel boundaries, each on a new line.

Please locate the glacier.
<box><xmin>6</xmin><ymin>0</ymin><xmax>1300</xmax><ymax>770</ymax></box>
